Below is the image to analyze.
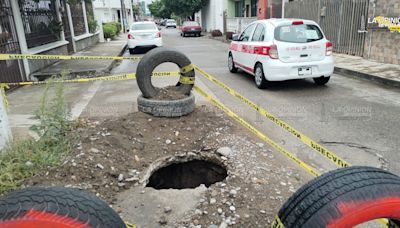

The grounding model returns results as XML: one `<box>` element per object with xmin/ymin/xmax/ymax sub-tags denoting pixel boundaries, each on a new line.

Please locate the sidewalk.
<box><xmin>32</xmin><ymin>34</ymin><xmax>127</xmax><ymax>79</ymax></box>
<box><xmin>334</xmin><ymin>53</ymin><xmax>400</xmax><ymax>88</ymax></box>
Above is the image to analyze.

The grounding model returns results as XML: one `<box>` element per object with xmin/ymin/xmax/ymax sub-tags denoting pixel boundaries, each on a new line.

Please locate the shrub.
<box><xmin>211</xmin><ymin>29</ymin><xmax>223</xmax><ymax>37</ymax></box>
<box><xmin>103</xmin><ymin>23</ymin><xmax>117</xmax><ymax>39</ymax></box>
<box><xmin>88</xmin><ymin>16</ymin><xmax>98</xmax><ymax>33</ymax></box>
<box><xmin>110</xmin><ymin>22</ymin><xmax>122</xmax><ymax>35</ymax></box>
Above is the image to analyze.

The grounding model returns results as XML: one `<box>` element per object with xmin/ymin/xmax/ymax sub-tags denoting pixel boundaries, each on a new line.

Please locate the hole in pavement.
<box><xmin>146</xmin><ymin>160</ymin><xmax>227</xmax><ymax>190</ymax></box>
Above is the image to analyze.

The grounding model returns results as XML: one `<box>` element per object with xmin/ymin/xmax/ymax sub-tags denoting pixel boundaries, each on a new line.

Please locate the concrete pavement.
<box><xmin>159</xmin><ymin>28</ymin><xmax>400</xmax><ymax>176</ymax></box>
<box><xmin>7</xmin><ymin>27</ymin><xmax>400</xmax><ymax>177</ymax></box>
<box><xmin>334</xmin><ymin>53</ymin><xmax>400</xmax><ymax>88</ymax></box>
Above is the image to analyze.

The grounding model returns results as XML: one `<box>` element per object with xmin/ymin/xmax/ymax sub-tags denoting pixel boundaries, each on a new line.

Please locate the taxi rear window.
<box><xmin>274</xmin><ymin>24</ymin><xmax>323</xmax><ymax>43</ymax></box>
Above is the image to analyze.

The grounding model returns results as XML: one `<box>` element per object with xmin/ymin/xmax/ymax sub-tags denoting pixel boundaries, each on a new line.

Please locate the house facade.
<box><xmin>92</xmin><ymin>0</ymin><xmax>136</xmax><ymax>31</ymax></box>
<box><xmin>199</xmin><ymin>0</ymin><xmax>279</xmax><ymax>33</ymax></box>
<box><xmin>0</xmin><ymin>0</ymin><xmax>101</xmax><ymax>83</ymax></box>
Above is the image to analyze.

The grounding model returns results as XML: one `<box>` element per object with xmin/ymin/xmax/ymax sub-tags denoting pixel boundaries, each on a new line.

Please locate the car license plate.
<box><xmin>298</xmin><ymin>67</ymin><xmax>312</xmax><ymax>76</ymax></box>
<box><xmin>191</xmin><ymin>28</ymin><xmax>195</xmax><ymax>31</ymax></box>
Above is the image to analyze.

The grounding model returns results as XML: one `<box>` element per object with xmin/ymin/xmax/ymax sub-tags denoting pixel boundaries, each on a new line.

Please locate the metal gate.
<box><xmin>285</xmin><ymin>0</ymin><xmax>369</xmax><ymax>57</ymax></box>
<box><xmin>0</xmin><ymin>0</ymin><xmax>26</xmax><ymax>87</ymax></box>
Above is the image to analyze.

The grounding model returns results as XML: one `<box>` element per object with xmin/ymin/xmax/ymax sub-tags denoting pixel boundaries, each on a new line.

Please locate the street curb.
<box><xmin>106</xmin><ymin>43</ymin><xmax>128</xmax><ymax>72</ymax></box>
<box><xmin>334</xmin><ymin>67</ymin><xmax>400</xmax><ymax>89</ymax></box>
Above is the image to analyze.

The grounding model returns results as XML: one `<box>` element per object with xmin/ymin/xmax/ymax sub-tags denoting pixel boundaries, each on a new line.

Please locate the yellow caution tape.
<box><xmin>125</xmin><ymin>222</ymin><xmax>137</xmax><ymax>228</ymax></box>
<box><xmin>271</xmin><ymin>215</ymin><xmax>285</xmax><ymax>228</ymax></box>
<box><xmin>180</xmin><ymin>63</ymin><xmax>195</xmax><ymax>74</ymax></box>
<box><xmin>0</xmin><ymin>53</ymin><xmax>142</xmax><ymax>61</ymax></box>
<box><xmin>194</xmin><ymin>65</ymin><xmax>350</xmax><ymax>168</ymax></box>
<box><xmin>0</xmin><ymin>72</ymin><xmax>181</xmax><ymax>86</ymax></box>
<box><xmin>194</xmin><ymin>85</ymin><xmax>320</xmax><ymax>177</ymax></box>
<box><xmin>179</xmin><ymin>76</ymin><xmax>195</xmax><ymax>85</ymax></box>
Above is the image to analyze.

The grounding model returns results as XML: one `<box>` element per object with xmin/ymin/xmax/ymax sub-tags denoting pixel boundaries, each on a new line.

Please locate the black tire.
<box><xmin>254</xmin><ymin>63</ymin><xmax>268</xmax><ymax>89</ymax></box>
<box><xmin>275</xmin><ymin>166</ymin><xmax>400</xmax><ymax>228</ymax></box>
<box><xmin>182</xmin><ymin>33</ymin><xmax>186</xmax><ymax>37</ymax></box>
<box><xmin>228</xmin><ymin>53</ymin><xmax>238</xmax><ymax>73</ymax></box>
<box><xmin>197</xmin><ymin>33</ymin><xmax>201</xmax><ymax>37</ymax></box>
<box><xmin>129</xmin><ymin>48</ymin><xmax>135</xmax><ymax>55</ymax></box>
<box><xmin>136</xmin><ymin>47</ymin><xmax>195</xmax><ymax>98</ymax></box>
<box><xmin>313</xmin><ymin>76</ymin><xmax>330</xmax><ymax>85</ymax></box>
<box><xmin>0</xmin><ymin>186</ymin><xmax>126</xmax><ymax>228</ymax></box>
<box><xmin>137</xmin><ymin>92</ymin><xmax>195</xmax><ymax>117</ymax></box>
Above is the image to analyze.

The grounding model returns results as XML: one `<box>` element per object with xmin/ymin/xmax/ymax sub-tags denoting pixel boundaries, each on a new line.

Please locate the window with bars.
<box><xmin>235</xmin><ymin>0</ymin><xmax>245</xmax><ymax>17</ymax></box>
<box><xmin>251</xmin><ymin>0</ymin><xmax>258</xmax><ymax>17</ymax></box>
<box><xmin>70</xmin><ymin>2</ymin><xmax>86</xmax><ymax>36</ymax></box>
<box><xmin>19</xmin><ymin>0</ymin><xmax>61</xmax><ymax>48</ymax></box>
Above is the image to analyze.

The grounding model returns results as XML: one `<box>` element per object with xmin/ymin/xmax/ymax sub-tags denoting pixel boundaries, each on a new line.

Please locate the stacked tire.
<box><xmin>274</xmin><ymin>166</ymin><xmax>400</xmax><ymax>228</ymax></box>
<box><xmin>136</xmin><ymin>47</ymin><xmax>196</xmax><ymax>117</ymax></box>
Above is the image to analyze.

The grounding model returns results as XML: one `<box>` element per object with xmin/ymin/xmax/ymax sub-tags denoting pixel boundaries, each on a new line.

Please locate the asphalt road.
<box><xmin>112</xmin><ymin>27</ymin><xmax>400</xmax><ymax>177</ymax></box>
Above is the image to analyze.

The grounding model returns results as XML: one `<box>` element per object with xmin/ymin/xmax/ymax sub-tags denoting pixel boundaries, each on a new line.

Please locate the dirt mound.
<box><xmin>25</xmin><ymin>106</ymin><xmax>231</xmax><ymax>203</ymax></box>
<box><xmin>150</xmin><ymin>86</ymin><xmax>189</xmax><ymax>100</ymax></box>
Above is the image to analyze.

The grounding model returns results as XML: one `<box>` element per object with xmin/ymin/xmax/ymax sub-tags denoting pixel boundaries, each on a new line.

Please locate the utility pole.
<box><xmin>120</xmin><ymin>0</ymin><xmax>127</xmax><ymax>32</ymax></box>
<box><xmin>281</xmin><ymin>0</ymin><xmax>285</xmax><ymax>18</ymax></box>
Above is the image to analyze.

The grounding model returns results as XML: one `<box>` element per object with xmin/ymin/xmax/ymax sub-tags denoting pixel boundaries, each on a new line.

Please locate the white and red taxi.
<box><xmin>228</xmin><ymin>18</ymin><xmax>334</xmax><ymax>88</ymax></box>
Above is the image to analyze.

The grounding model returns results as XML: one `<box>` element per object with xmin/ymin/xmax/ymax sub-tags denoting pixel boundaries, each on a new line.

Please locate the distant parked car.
<box><xmin>228</xmin><ymin>18</ymin><xmax>334</xmax><ymax>88</ymax></box>
<box><xmin>165</xmin><ymin>19</ymin><xmax>177</xmax><ymax>28</ymax></box>
<box><xmin>160</xmin><ymin>19</ymin><xmax>167</xmax><ymax>26</ymax></box>
<box><xmin>181</xmin><ymin>21</ymin><xmax>202</xmax><ymax>37</ymax></box>
<box><xmin>127</xmin><ymin>21</ymin><xmax>162</xmax><ymax>54</ymax></box>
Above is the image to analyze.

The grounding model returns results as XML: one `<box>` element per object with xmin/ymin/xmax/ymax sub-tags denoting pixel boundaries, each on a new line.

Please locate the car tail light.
<box><xmin>128</xmin><ymin>33</ymin><xmax>134</xmax><ymax>39</ymax></box>
<box><xmin>269</xmin><ymin>44</ymin><xmax>279</xmax><ymax>59</ymax></box>
<box><xmin>292</xmin><ymin>21</ymin><xmax>304</xmax><ymax>25</ymax></box>
<box><xmin>326</xmin><ymin>42</ymin><xmax>333</xmax><ymax>56</ymax></box>
<box><xmin>156</xmin><ymin>32</ymin><xmax>161</xmax><ymax>38</ymax></box>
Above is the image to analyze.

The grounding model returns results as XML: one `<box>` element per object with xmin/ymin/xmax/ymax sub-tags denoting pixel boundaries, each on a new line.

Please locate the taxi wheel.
<box><xmin>228</xmin><ymin>54</ymin><xmax>238</xmax><ymax>73</ymax></box>
<box><xmin>254</xmin><ymin>63</ymin><xmax>268</xmax><ymax>89</ymax></box>
<box><xmin>313</xmin><ymin>76</ymin><xmax>330</xmax><ymax>85</ymax></box>
<box><xmin>0</xmin><ymin>187</ymin><xmax>126</xmax><ymax>228</ymax></box>
<box><xmin>275</xmin><ymin>166</ymin><xmax>400</xmax><ymax>228</ymax></box>
<box><xmin>129</xmin><ymin>48</ymin><xmax>135</xmax><ymax>55</ymax></box>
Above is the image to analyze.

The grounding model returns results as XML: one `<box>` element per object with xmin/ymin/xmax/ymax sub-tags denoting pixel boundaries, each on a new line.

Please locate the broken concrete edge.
<box><xmin>140</xmin><ymin>151</ymin><xmax>228</xmax><ymax>188</ymax></box>
<box><xmin>31</xmin><ymin>44</ymin><xmax>128</xmax><ymax>81</ymax></box>
<box><xmin>334</xmin><ymin>66</ymin><xmax>400</xmax><ymax>89</ymax></box>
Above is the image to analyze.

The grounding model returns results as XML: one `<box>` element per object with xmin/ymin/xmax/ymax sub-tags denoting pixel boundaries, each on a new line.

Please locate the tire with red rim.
<box><xmin>274</xmin><ymin>166</ymin><xmax>400</xmax><ymax>228</ymax></box>
<box><xmin>0</xmin><ymin>186</ymin><xmax>126</xmax><ymax>228</ymax></box>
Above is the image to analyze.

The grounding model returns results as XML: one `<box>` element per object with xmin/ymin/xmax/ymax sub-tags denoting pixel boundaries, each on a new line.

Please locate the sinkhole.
<box><xmin>146</xmin><ymin>159</ymin><xmax>228</xmax><ymax>190</ymax></box>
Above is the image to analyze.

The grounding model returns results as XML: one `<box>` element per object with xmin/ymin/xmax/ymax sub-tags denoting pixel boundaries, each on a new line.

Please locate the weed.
<box><xmin>0</xmin><ymin>76</ymin><xmax>74</xmax><ymax>195</ymax></box>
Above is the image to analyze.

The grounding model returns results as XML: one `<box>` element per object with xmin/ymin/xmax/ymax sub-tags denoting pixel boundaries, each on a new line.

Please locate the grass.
<box><xmin>0</xmin><ymin>76</ymin><xmax>74</xmax><ymax>195</ymax></box>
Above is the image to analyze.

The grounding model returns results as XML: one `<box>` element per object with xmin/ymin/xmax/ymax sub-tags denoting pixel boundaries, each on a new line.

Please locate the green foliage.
<box><xmin>88</xmin><ymin>16</ymin><xmax>98</xmax><ymax>33</ymax></box>
<box><xmin>162</xmin><ymin>0</ymin><xmax>207</xmax><ymax>19</ymax></box>
<box><xmin>103</xmin><ymin>23</ymin><xmax>117</xmax><ymax>39</ymax></box>
<box><xmin>148</xmin><ymin>0</ymin><xmax>171</xmax><ymax>19</ymax></box>
<box><xmin>132</xmin><ymin>4</ymin><xmax>140</xmax><ymax>15</ymax></box>
<box><xmin>47</xmin><ymin>20</ymin><xmax>63</xmax><ymax>39</ymax></box>
<box><xmin>110</xmin><ymin>22</ymin><xmax>122</xmax><ymax>35</ymax></box>
<box><xmin>0</xmin><ymin>76</ymin><xmax>73</xmax><ymax>195</ymax></box>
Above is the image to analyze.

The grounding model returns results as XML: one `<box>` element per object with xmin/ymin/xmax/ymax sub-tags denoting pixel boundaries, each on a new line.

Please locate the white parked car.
<box><xmin>127</xmin><ymin>21</ymin><xmax>162</xmax><ymax>54</ymax></box>
<box><xmin>165</xmin><ymin>19</ymin><xmax>177</xmax><ymax>28</ymax></box>
<box><xmin>228</xmin><ymin>18</ymin><xmax>334</xmax><ymax>88</ymax></box>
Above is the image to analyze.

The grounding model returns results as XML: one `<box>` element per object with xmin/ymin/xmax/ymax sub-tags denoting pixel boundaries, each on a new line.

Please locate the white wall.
<box><xmin>93</xmin><ymin>0</ymin><xmax>134</xmax><ymax>25</ymax></box>
<box><xmin>0</xmin><ymin>95</ymin><xmax>12</xmax><ymax>150</ymax></box>
<box><xmin>200</xmin><ymin>0</ymin><xmax>227</xmax><ymax>32</ymax></box>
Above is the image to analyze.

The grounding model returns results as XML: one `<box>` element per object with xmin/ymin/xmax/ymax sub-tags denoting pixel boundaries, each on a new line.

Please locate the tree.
<box><xmin>162</xmin><ymin>0</ymin><xmax>207</xmax><ymax>20</ymax></box>
<box><xmin>148</xmin><ymin>0</ymin><xmax>171</xmax><ymax>19</ymax></box>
